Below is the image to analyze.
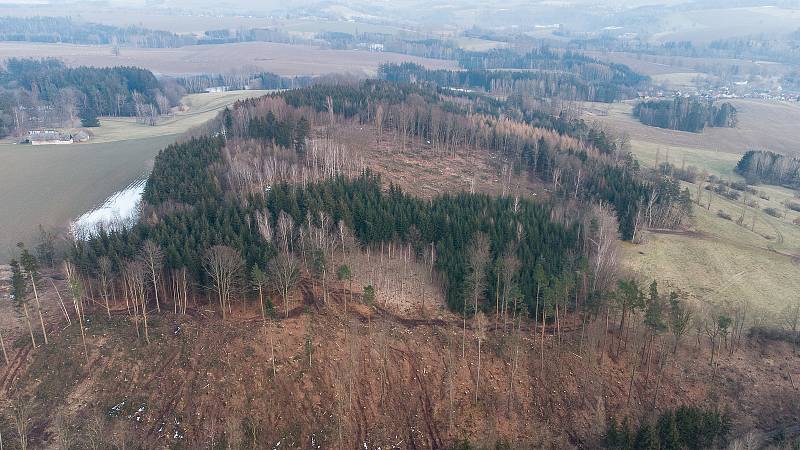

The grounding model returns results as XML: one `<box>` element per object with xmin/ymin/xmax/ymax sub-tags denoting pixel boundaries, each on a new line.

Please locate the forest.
<box><xmin>0</xmin><ymin>58</ymin><xmax>178</xmax><ymax>137</ymax></box>
<box><xmin>633</xmin><ymin>97</ymin><xmax>737</xmax><ymax>132</ymax></box>
<box><xmin>0</xmin><ymin>16</ymin><xmax>197</xmax><ymax>48</ymax></box>
<box><xmin>274</xmin><ymin>78</ymin><xmax>690</xmax><ymax>240</ymax></box>
<box><xmin>68</xmin><ymin>78</ymin><xmax>693</xmax><ymax>320</ymax></box>
<box><xmin>2</xmin><ymin>64</ymin><xmax>796</xmax><ymax>449</ymax></box>
<box><xmin>735</xmin><ymin>149</ymin><xmax>800</xmax><ymax>188</ymax></box>
<box><xmin>379</xmin><ymin>62</ymin><xmax>640</xmax><ymax>102</ymax></box>
<box><xmin>457</xmin><ymin>48</ymin><xmax>647</xmax><ymax>94</ymax></box>
<box><xmin>177</xmin><ymin>72</ymin><xmax>316</xmax><ymax>94</ymax></box>
<box><xmin>568</xmin><ymin>32</ymin><xmax>800</xmax><ymax>67</ymax></box>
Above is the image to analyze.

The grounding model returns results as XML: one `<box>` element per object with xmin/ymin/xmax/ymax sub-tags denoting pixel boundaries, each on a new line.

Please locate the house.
<box><xmin>72</xmin><ymin>130</ymin><xmax>91</xmax><ymax>143</ymax></box>
<box><xmin>26</xmin><ymin>130</ymin><xmax>73</xmax><ymax>145</ymax></box>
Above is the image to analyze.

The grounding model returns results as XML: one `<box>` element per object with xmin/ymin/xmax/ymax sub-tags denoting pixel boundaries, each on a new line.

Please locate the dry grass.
<box><xmin>586</xmin><ymin>100</ymin><xmax>800</xmax><ymax>163</ymax></box>
<box><xmin>0</xmin><ymin>41</ymin><xmax>457</xmax><ymax>76</ymax></box>
<box><xmin>584</xmin><ymin>99</ymin><xmax>800</xmax><ymax>314</ymax></box>
<box><xmin>87</xmin><ymin>90</ymin><xmax>269</xmax><ymax>143</ymax></box>
<box><xmin>620</xmin><ymin>178</ymin><xmax>800</xmax><ymax>315</ymax></box>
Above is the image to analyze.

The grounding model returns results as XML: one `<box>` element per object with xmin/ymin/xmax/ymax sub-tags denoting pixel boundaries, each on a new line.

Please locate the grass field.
<box><xmin>0</xmin><ymin>90</ymin><xmax>266</xmax><ymax>261</ymax></box>
<box><xmin>86</xmin><ymin>90</ymin><xmax>269</xmax><ymax>143</ymax></box>
<box><xmin>0</xmin><ymin>41</ymin><xmax>456</xmax><ymax>76</ymax></box>
<box><xmin>585</xmin><ymin>99</ymin><xmax>800</xmax><ymax>168</ymax></box>
<box><xmin>586</xmin><ymin>99</ymin><xmax>800</xmax><ymax>314</ymax></box>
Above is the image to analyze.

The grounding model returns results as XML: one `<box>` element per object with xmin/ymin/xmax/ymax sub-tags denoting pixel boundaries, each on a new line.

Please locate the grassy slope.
<box><xmin>586</xmin><ymin>101</ymin><xmax>800</xmax><ymax>314</ymax></box>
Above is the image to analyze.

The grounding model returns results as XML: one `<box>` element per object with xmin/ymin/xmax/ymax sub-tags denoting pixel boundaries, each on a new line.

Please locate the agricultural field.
<box><xmin>585</xmin><ymin>99</ymin><xmax>800</xmax><ymax>164</ymax></box>
<box><xmin>0</xmin><ymin>41</ymin><xmax>456</xmax><ymax>77</ymax></box>
<box><xmin>584</xmin><ymin>99</ymin><xmax>800</xmax><ymax>314</ymax></box>
<box><xmin>0</xmin><ymin>90</ymin><xmax>266</xmax><ymax>261</ymax></box>
<box><xmin>652</xmin><ymin>6</ymin><xmax>800</xmax><ymax>43</ymax></box>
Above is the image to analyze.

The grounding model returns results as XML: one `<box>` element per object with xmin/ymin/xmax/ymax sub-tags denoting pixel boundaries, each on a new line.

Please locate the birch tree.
<box><xmin>20</xmin><ymin>245</ymin><xmax>47</xmax><ymax>345</ymax></box>
<box><xmin>463</xmin><ymin>233</ymin><xmax>490</xmax><ymax>358</ymax></box>
<box><xmin>63</xmin><ymin>261</ymin><xmax>89</xmax><ymax>361</ymax></box>
<box><xmin>203</xmin><ymin>246</ymin><xmax>243</xmax><ymax>320</ymax></box>
<box><xmin>139</xmin><ymin>240</ymin><xmax>164</xmax><ymax>313</ymax></box>
<box><xmin>269</xmin><ymin>252</ymin><xmax>299</xmax><ymax>318</ymax></box>
<box><xmin>98</xmin><ymin>256</ymin><xmax>113</xmax><ymax>319</ymax></box>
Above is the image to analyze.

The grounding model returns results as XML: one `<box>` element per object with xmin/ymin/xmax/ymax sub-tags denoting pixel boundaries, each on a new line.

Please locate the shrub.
<box><xmin>749</xmin><ymin>326</ymin><xmax>799</xmax><ymax>346</ymax></box>
<box><xmin>717</xmin><ymin>210</ymin><xmax>732</xmax><ymax>220</ymax></box>
<box><xmin>764</xmin><ymin>207</ymin><xmax>783</xmax><ymax>218</ymax></box>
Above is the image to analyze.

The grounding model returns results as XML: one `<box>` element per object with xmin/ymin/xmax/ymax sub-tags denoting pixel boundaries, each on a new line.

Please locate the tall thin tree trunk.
<box><xmin>30</xmin><ymin>275</ymin><xmax>47</xmax><ymax>344</ymax></box>
<box><xmin>74</xmin><ymin>299</ymin><xmax>89</xmax><ymax>363</ymax></box>
<box><xmin>540</xmin><ymin>309</ymin><xmax>546</xmax><ymax>377</ymax></box>
<box><xmin>0</xmin><ymin>328</ymin><xmax>8</xmax><ymax>365</ymax></box>
<box><xmin>475</xmin><ymin>339</ymin><xmax>482</xmax><ymax>404</ymax></box>
<box><xmin>270</xmin><ymin>322</ymin><xmax>276</xmax><ymax>378</ymax></box>
<box><xmin>22</xmin><ymin>303</ymin><xmax>36</xmax><ymax>348</ymax></box>
<box><xmin>50</xmin><ymin>279</ymin><xmax>71</xmax><ymax>325</ymax></box>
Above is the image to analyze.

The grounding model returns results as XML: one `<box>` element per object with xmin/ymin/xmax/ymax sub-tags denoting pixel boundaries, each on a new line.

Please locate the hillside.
<box><xmin>0</xmin><ymin>74</ymin><xmax>798</xmax><ymax>450</ymax></box>
<box><xmin>0</xmin><ymin>264</ymin><xmax>797</xmax><ymax>448</ymax></box>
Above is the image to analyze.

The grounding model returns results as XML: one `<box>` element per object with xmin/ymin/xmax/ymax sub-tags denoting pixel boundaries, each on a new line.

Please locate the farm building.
<box><xmin>25</xmin><ymin>130</ymin><xmax>73</xmax><ymax>145</ymax></box>
<box><xmin>72</xmin><ymin>130</ymin><xmax>91</xmax><ymax>142</ymax></box>
<box><xmin>22</xmin><ymin>129</ymin><xmax>92</xmax><ymax>145</ymax></box>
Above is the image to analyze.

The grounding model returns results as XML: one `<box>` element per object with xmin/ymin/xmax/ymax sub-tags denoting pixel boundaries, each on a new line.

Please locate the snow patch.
<box><xmin>72</xmin><ymin>178</ymin><xmax>146</xmax><ymax>238</ymax></box>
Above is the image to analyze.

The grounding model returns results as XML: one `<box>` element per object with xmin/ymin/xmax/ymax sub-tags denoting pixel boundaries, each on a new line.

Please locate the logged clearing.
<box><xmin>0</xmin><ymin>41</ymin><xmax>457</xmax><ymax>76</ymax></box>
<box><xmin>0</xmin><ymin>90</ymin><xmax>266</xmax><ymax>261</ymax></box>
<box><xmin>0</xmin><ymin>263</ymin><xmax>796</xmax><ymax>448</ymax></box>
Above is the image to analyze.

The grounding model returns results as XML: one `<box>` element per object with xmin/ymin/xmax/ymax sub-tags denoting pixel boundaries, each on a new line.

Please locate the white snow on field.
<box><xmin>72</xmin><ymin>178</ymin><xmax>146</xmax><ymax>238</ymax></box>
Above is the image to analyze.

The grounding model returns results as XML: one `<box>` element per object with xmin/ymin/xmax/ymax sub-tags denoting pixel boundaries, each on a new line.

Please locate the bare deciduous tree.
<box><xmin>269</xmin><ymin>252</ymin><xmax>299</xmax><ymax>318</ymax></box>
<box><xmin>63</xmin><ymin>261</ymin><xmax>89</xmax><ymax>361</ymax></box>
<box><xmin>98</xmin><ymin>256</ymin><xmax>113</xmax><ymax>319</ymax></box>
<box><xmin>139</xmin><ymin>240</ymin><xmax>164</xmax><ymax>313</ymax></box>
<box><xmin>463</xmin><ymin>233</ymin><xmax>490</xmax><ymax>358</ymax></box>
<box><xmin>8</xmin><ymin>395</ymin><xmax>33</xmax><ymax>450</ymax></box>
<box><xmin>203</xmin><ymin>246</ymin><xmax>244</xmax><ymax>320</ymax></box>
<box><xmin>474</xmin><ymin>311</ymin><xmax>488</xmax><ymax>404</ymax></box>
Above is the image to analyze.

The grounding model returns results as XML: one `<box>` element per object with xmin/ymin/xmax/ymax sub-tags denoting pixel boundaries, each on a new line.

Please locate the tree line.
<box><xmin>380</xmin><ymin>61</ymin><xmax>641</xmax><ymax>102</ymax></box>
<box><xmin>458</xmin><ymin>47</ymin><xmax>647</xmax><ymax>91</ymax></box>
<box><xmin>0</xmin><ymin>16</ymin><xmax>197</xmax><ymax>48</ymax></box>
<box><xmin>0</xmin><ymin>16</ymin><xmax>307</xmax><ymax>49</ymax></box>
<box><xmin>177</xmin><ymin>72</ymin><xmax>316</xmax><ymax>94</ymax></box>
<box><xmin>633</xmin><ymin>97</ymin><xmax>737</xmax><ymax>132</ymax></box>
<box><xmin>0</xmin><ymin>58</ymin><xmax>179</xmax><ymax>137</ymax></box>
<box><xmin>605</xmin><ymin>406</ymin><xmax>731</xmax><ymax>450</ymax></box>
<box><xmin>735</xmin><ymin>149</ymin><xmax>800</xmax><ymax>188</ymax></box>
